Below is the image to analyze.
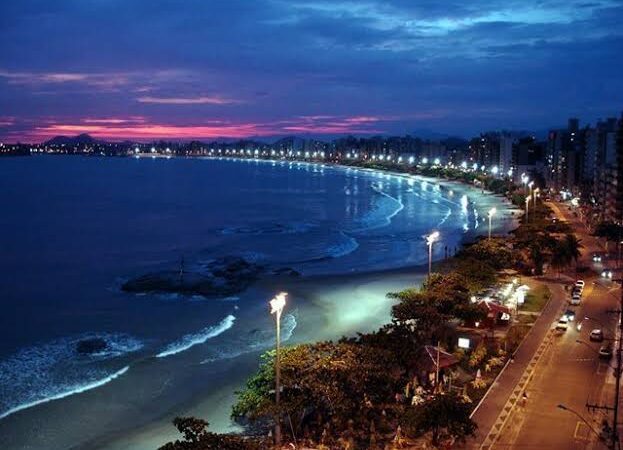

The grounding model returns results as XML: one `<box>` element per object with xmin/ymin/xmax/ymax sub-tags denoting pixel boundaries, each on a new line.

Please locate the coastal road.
<box><xmin>492</xmin><ymin>202</ymin><xmax>621</xmax><ymax>449</ymax></box>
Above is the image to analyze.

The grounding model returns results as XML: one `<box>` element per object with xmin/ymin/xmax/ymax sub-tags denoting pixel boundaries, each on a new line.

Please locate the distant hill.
<box><xmin>45</xmin><ymin>134</ymin><xmax>105</xmax><ymax>146</ymax></box>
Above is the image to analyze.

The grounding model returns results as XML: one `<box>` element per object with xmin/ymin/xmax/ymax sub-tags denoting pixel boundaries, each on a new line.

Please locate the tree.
<box><xmin>550</xmin><ymin>240</ymin><xmax>572</xmax><ymax>277</ymax></box>
<box><xmin>563</xmin><ymin>233</ymin><xmax>583</xmax><ymax>270</ymax></box>
<box><xmin>159</xmin><ymin>417</ymin><xmax>264</xmax><ymax>450</ymax></box>
<box><xmin>594</xmin><ymin>222</ymin><xmax>623</xmax><ymax>251</ymax></box>
<box><xmin>402</xmin><ymin>393</ymin><xmax>477</xmax><ymax>447</ymax></box>
<box><xmin>232</xmin><ymin>341</ymin><xmax>403</xmax><ymax>444</ymax></box>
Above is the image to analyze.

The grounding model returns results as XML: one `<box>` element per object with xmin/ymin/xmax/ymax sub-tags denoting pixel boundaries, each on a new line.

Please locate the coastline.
<box><xmin>89</xmin><ymin>160</ymin><xmax>519</xmax><ymax>450</ymax></box>
<box><xmin>0</xmin><ymin>156</ymin><xmax>519</xmax><ymax>450</ymax></box>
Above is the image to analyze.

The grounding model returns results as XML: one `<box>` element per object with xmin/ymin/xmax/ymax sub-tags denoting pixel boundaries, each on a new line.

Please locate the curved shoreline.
<box><xmin>0</xmin><ymin>156</ymin><xmax>519</xmax><ymax>450</ymax></box>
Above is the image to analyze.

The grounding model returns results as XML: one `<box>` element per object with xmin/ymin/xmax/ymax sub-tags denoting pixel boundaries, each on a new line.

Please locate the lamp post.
<box><xmin>533</xmin><ymin>187</ymin><xmax>540</xmax><ymax>205</ymax></box>
<box><xmin>488</xmin><ymin>207</ymin><xmax>497</xmax><ymax>240</ymax></box>
<box><xmin>270</xmin><ymin>292</ymin><xmax>287</xmax><ymax>448</ymax></box>
<box><xmin>525</xmin><ymin>196</ymin><xmax>531</xmax><ymax>222</ymax></box>
<box><xmin>557</xmin><ymin>404</ymin><xmax>602</xmax><ymax>440</ymax></box>
<box><xmin>426</xmin><ymin>231</ymin><xmax>440</xmax><ymax>280</ymax></box>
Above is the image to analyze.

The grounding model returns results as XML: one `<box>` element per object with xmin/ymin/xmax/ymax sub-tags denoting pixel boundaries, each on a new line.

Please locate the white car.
<box><xmin>556</xmin><ymin>317</ymin><xmax>569</xmax><ymax>331</ymax></box>
<box><xmin>575</xmin><ymin>280</ymin><xmax>585</xmax><ymax>288</ymax></box>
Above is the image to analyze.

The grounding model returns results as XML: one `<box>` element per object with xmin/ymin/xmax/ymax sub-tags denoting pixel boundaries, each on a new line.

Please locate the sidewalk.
<box><xmin>462</xmin><ymin>280</ymin><xmax>567</xmax><ymax>449</ymax></box>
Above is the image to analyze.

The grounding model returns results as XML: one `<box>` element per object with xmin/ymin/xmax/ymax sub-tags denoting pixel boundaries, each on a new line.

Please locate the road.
<box><xmin>492</xmin><ymin>202</ymin><xmax>622</xmax><ymax>450</ymax></box>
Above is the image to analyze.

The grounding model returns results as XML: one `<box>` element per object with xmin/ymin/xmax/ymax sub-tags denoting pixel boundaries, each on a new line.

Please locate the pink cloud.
<box><xmin>136</xmin><ymin>96</ymin><xmax>241</xmax><ymax>105</ymax></box>
<box><xmin>12</xmin><ymin>114</ymin><xmax>389</xmax><ymax>142</ymax></box>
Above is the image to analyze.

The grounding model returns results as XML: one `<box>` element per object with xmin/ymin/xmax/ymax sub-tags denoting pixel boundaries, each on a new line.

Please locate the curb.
<box><xmin>470</xmin><ymin>285</ymin><xmax>555</xmax><ymax>420</ymax></box>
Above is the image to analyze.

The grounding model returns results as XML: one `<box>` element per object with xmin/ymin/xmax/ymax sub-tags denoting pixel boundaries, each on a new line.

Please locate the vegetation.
<box><xmin>159</xmin><ymin>161</ymin><xmax>580</xmax><ymax>449</ymax></box>
<box><xmin>402</xmin><ymin>393</ymin><xmax>477</xmax><ymax>447</ymax></box>
<box><xmin>158</xmin><ymin>417</ymin><xmax>265</xmax><ymax>450</ymax></box>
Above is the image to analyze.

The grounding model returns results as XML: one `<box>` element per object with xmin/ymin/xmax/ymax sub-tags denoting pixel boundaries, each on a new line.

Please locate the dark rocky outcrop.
<box><xmin>76</xmin><ymin>337</ymin><xmax>108</xmax><ymax>354</ymax></box>
<box><xmin>121</xmin><ymin>256</ymin><xmax>264</xmax><ymax>298</ymax></box>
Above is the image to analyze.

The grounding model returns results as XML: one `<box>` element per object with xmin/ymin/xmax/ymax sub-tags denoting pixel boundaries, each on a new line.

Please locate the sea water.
<box><xmin>0</xmin><ymin>156</ymin><xmax>514</xmax><ymax>449</ymax></box>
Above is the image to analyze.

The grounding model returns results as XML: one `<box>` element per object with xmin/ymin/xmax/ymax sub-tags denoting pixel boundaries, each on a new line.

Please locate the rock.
<box><xmin>76</xmin><ymin>338</ymin><xmax>108</xmax><ymax>354</ymax></box>
<box><xmin>121</xmin><ymin>256</ymin><xmax>264</xmax><ymax>298</ymax></box>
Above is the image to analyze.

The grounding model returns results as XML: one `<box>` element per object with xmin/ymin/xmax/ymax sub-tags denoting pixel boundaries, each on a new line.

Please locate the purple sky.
<box><xmin>1</xmin><ymin>0</ymin><xmax>622</xmax><ymax>142</ymax></box>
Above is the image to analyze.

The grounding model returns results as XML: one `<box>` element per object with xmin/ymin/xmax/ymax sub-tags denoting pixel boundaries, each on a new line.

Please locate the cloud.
<box><xmin>4</xmin><ymin>114</ymin><xmax>403</xmax><ymax>142</ymax></box>
<box><xmin>136</xmin><ymin>96</ymin><xmax>241</xmax><ymax>105</ymax></box>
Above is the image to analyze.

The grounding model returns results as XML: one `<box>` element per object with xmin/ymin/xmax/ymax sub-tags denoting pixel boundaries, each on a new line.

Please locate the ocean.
<box><xmin>0</xmin><ymin>155</ymin><xmax>516</xmax><ymax>449</ymax></box>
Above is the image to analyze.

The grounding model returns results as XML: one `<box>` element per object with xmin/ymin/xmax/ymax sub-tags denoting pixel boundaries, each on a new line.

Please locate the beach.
<box><xmin>0</xmin><ymin>156</ymin><xmax>518</xmax><ymax>450</ymax></box>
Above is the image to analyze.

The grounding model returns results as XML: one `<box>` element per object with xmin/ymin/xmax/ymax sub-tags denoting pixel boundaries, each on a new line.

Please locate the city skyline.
<box><xmin>1</xmin><ymin>0</ymin><xmax>622</xmax><ymax>142</ymax></box>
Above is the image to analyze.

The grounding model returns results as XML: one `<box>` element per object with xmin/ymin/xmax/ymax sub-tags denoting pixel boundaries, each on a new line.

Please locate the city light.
<box><xmin>488</xmin><ymin>207</ymin><xmax>497</xmax><ymax>239</ymax></box>
<box><xmin>422</xmin><ymin>157</ymin><xmax>429</xmax><ymax>164</ymax></box>
<box><xmin>426</xmin><ymin>231</ymin><xmax>440</xmax><ymax>280</ymax></box>
<box><xmin>269</xmin><ymin>292</ymin><xmax>287</xmax><ymax>447</ymax></box>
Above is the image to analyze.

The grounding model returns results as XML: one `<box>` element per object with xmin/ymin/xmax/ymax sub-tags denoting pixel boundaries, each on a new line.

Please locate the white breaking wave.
<box><xmin>200</xmin><ymin>312</ymin><xmax>297</xmax><ymax>365</ymax></box>
<box><xmin>350</xmin><ymin>183</ymin><xmax>404</xmax><ymax>233</ymax></box>
<box><xmin>0</xmin><ymin>366</ymin><xmax>129</xmax><ymax>421</ymax></box>
<box><xmin>0</xmin><ymin>332</ymin><xmax>142</xmax><ymax>421</ymax></box>
<box><xmin>156</xmin><ymin>315</ymin><xmax>236</xmax><ymax>358</ymax></box>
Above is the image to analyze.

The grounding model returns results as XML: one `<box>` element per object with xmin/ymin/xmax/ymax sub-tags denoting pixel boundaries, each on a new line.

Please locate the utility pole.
<box><xmin>590</xmin><ymin>279</ymin><xmax>623</xmax><ymax>450</ymax></box>
<box><xmin>614</xmin><ymin>280</ymin><xmax>623</xmax><ymax>450</ymax></box>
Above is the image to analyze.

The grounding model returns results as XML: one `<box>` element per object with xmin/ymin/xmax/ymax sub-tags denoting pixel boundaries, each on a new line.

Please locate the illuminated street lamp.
<box><xmin>270</xmin><ymin>292</ymin><xmax>287</xmax><ymax>448</ymax></box>
<box><xmin>525</xmin><ymin>196</ymin><xmax>531</xmax><ymax>222</ymax></box>
<box><xmin>533</xmin><ymin>187</ymin><xmax>540</xmax><ymax>204</ymax></box>
<box><xmin>426</xmin><ymin>231</ymin><xmax>440</xmax><ymax>280</ymax></box>
<box><xmin>488</xmin><ymin>207</ymin><xmax>497</xmax><ymax>240</ymax></box>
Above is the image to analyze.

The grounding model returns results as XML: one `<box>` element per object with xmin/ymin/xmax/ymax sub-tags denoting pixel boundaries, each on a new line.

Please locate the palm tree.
<box><xmin>550</xmin><ymin>240</ymin><xmax>572</xmax><ymax>278</ymax></box>
<box><xmin>564</xmin><ymin>234</ymin><xmax>583</xmax><ymax>271</ymax></box>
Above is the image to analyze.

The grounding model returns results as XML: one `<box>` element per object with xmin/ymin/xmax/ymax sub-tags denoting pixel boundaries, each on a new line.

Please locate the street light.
<box><xmin>525</xmin><ymin>196</ymin><xmax>531</xmax><ymax>222</ymax></box>
<box><xmin>426</xmin><ymin>231</ymin><xmax>440</xmax><ymax>280</ymax></box>
<box><xmin>488</xmin><ymin>207</ymin><xmax>497</xmax><ymax>240</ymax></box>
<box><xmin>557</xmin><ymin>404</ymin><xmax>603</xmax><ymax>441</ymax></box>
<box><xmin>270</xmin><ymin>292</ymin><xmax>287</xmax><ymax>448</ymax></box>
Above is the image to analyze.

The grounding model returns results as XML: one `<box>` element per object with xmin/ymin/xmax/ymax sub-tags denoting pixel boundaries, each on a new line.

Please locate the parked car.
<box><xmin>556</xmin><ymin>317</ymin><xmax>569</xmax><ymax>332</ymax></box>
<box><xmin>599</xmin><ymin>343</ymin><xmax>613</xmax><ymax>359</ymax></box>
<box><xmin>590</xmin><ymin>329</ymin><xmax>604</xmax><ymax>342</ymax></box>
<box><xmin>563</xmin><ymin>310</ymin><xmax>576</xmax><ymax>321</ymax></box>
<box><xmin>570</xmin><ymin>294</ymin><xmax>581</xmax><ymax>306</ymax></box>
<box><xmin>575</xmin><ymin>280</ymin><xmax>585</xmax><ymax>288</ymax></box>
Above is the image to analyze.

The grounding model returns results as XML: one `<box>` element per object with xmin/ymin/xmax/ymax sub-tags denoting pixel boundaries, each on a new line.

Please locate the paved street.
<box><xmin>464</xmin><ymin>201</ymin><xmax>623</xmax><ymax>450</ymax></box>
<box><xmin>490</xmin><ymin>202</ymin><xmax>622</xmax><ymax>449</ymax></box>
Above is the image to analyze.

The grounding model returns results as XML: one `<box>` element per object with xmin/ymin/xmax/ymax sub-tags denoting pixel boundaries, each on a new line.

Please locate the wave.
<box><xmin>326</xmin><ymin>231</ymin><xmax>359</xmax><ymax>258</ymax></box>
<box><xmin>0</xmin><ymin>366</ymin><xmax>129</xmax><ymax>421</ymax></box>
<box><xmin>349</xmin><ymin>183</ymin><xmax>404</xmax><ymax>233</ymax></box>
<box><xmin>220</xmin><ymin>221</ymin><xmax>316</xmax><ymax>236</ymax></box>
<box><xmin>200</xmin><ymin>312</ymin><xmax>297</xmax><ymax>365</ymax></box>
<box><xmin>0</xmin><ymin>333</ymin><xmax>141</xmax><ymax>421</ymax></box>
<box><xmin>156</xmin><ymin>315</ymin><xmax>236</xmax><ymax>358</ymax></box>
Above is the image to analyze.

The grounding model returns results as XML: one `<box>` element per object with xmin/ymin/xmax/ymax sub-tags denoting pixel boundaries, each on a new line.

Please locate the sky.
<box><xmin>0</xmin><ymin>0</ymin><xmax>622</xmax><ymax>143</ymax></box>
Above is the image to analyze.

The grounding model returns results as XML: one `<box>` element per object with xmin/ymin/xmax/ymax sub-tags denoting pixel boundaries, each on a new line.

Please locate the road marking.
<box><xmin>573</xmin><ymin>421</ymin><xmax>591</xmax><ymax>441</ymax></box>
<box><xmin>480</xmin><ymin>328</ymin><xmax>556</xmax><ymax>449</ymax></box>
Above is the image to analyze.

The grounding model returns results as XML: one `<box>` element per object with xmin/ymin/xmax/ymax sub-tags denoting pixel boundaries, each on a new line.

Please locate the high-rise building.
<box><xmin>545</xmin><ymin>118</ymin><xmax>586</xmax><ymax>193</ymax></box>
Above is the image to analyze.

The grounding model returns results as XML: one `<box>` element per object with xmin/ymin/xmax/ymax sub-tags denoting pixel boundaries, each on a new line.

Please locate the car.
<box><xmin>599</xmin><ymin>343</ymin><xmax>613</xmax><ymax>359</ymax></box>
<box><xmin>593</xmin><ymin>254</ymin><xmax>603</xmax><ymax>263</ymax></box>
<box><xmin>556</xmin><ymin>317</ymin><xmax>569</xmax><ymax>332</ymax></box>
<box><xmin>602</xmin><ymin>270</ymin><xmax>613</xmax><ymax>279</ymax></box>
<box><xmin>590</xmin><ymin>329</ymin><xmax>604</xmax><ymax>342</ymax></box>
<box><xmin>575</xmin><ymin>280</ymin><xmax>585</xmax><ymax>288</ymax></box>
<box><xmin>563</xmin><ymin>310</ymin><xmax>576</xmax><ymax>321</ymax></box>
